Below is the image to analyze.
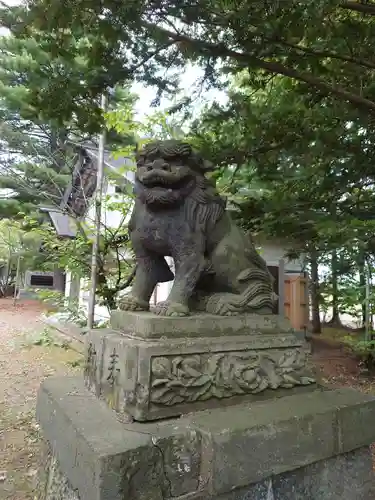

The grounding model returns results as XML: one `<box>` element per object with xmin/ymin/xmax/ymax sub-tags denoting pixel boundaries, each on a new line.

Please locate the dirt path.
<box><xmin>312</xmin><ymin>335</ymin><xmax>375</xmax><ymax>394</ymax></box>
<box><xmin>0</xmin><ymin>299</ymin><xmax>82</xmax><ymax>500</ymax></box>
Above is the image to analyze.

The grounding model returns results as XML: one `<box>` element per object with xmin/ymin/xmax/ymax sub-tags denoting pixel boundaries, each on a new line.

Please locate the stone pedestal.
<box><xmin>35</xmin><ymin>312</ymin><xmax>375</xmax><ymax>499</ymax></box>
<box><xmin>86</xmin><ymin>312</ymin><xmax>316</xmax><ymax>421</ymax></box>
<box><xmin>36</xmin><ymin>377</ymin><xmax>375</xmax><ymax>500</ymax></box>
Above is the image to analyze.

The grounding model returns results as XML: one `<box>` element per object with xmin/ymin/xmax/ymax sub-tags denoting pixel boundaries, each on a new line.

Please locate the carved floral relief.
<box><xmin>150</xmin><ymin>349</ymin><xmax>315</xmax><ymax>406</ymax></box>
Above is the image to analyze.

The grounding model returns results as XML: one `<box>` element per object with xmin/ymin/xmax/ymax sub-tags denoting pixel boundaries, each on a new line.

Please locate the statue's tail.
<box><xmin>202</xmin><ymin>267</ymin><xmax>276</xmax><ymax>315</ymax></box>
<box><xmin>236</xmin><ymin>267</ymin><xmax>275</xmax><ymax>309</ymax></box>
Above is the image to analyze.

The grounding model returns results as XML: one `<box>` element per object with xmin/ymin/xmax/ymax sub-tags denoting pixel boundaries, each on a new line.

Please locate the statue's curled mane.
<box><xmin>136</xmin><ymin>140</ymin><xmax>215</xmax><ymax>172</ymax></box>
<box><xmin>185</xmin><ymin>175</ymin><xmax>226</xmax><ymax>234</ymax></box>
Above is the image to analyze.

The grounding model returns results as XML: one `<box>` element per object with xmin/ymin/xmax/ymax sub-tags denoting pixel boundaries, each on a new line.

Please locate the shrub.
<box><xmin>344</xmin><ymin>336</ymin><xmax>375</xmax><ymax>372</ymax></box>
<box><xmin>36</xmin><ymin>289</ymin><xmax>88</xmax><ymax>326</ymax></box>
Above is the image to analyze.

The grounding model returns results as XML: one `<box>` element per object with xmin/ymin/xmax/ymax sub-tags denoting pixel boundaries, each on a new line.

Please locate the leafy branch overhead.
<box><xmin>2</xmin><ymin>0</ymin><xmax>375</xmax><ymax>128</ymax></box>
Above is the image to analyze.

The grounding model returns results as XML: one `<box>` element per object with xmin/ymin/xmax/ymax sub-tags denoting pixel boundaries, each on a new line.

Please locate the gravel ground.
<box><xmin>0</xmin><ymin>298</ymin><xmax>82</xmax><ymax>500</ymax></box>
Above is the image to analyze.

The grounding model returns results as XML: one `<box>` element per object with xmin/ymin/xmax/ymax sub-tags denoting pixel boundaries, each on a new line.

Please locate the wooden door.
<box><xmin>284</xmin><ymin>272</ymin><xmax>308</xmax><ymax>330</ymax></box>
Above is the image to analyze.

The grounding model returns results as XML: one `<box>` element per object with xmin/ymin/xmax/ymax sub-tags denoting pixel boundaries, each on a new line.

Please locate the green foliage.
<box><xmin>0</xmin><ymin>33</ymin><xmax>77</xmax><ymax>218</ymax></box>
<box><xmin>106</xmin><ymin>105</ymin><xmax>186</xmax><ymax>152</ymax></box>
<box><xmin>29</xmin><ymin>326</ymin><xmax>67</xmax><ymax>348</ymax></box>
<box><xmin>0</xmin><ymin>219</ymin><xmax>41</xmax><ymax>295</ymax></box>
<box><xmin>0</xmin><ymin>25</ymin><xmax>124</xmax><ymax>134</ymax></box>
<box><xmin>0</xmin><ymin>31</ymin><xmax>143</xmax><ymax>317</ymax></box>
<box><xmin>189</xmin><ymin>67</ymin><xmax>375</xmax><ymax>327</ymax></box>
<box><xmin>37</xmin><ymin>289</ymin><xmax>88</xmax><ymax>327</ymax></box>
<box><xmin>0</xmin><ymin>219</ymin><xmax>36</xmax><ymax>257</ymax></box>
<box><xmin>0</xmin><ymin>28</ymin><xmax>138</xmax><ymax>220</ymax></box>
<box><xmin>31</xmin><ymin>328</ymin><xmax>56</xmax><ymax>347</ymax></box>
<box><xmin>6</xmin><ymin>0</ymin><xmax>375</xmax><ymax>130</ymax></box>
<box><xmin>344</xmin><ymin>336</ymin><xmax>375</xmax><ymax>372</ymax></box>
<box><xmin>28</xmin><ymin>326</ymin><xmax>73</xmax><ymax>350</ymax></box>
<box><xmin>66</xmin><ymin>358</ymin><xmax>84</xmax><ymax>368</ymax></box>
<box><xmin>22</xmin><ymin>215</ymin><xmax>90</xmax><ymax>276</ymax></box>
<box><xmin>24</xmin><ymin>192</ymin><xmax>135</xmax><ymax>312</ymax></box>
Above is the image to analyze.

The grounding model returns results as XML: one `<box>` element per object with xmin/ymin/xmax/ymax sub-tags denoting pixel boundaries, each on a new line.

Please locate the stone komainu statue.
<box><xmin>119</xmin><ymin>140</ymin><xmax>275</xmax><ymax>316</ymax></box>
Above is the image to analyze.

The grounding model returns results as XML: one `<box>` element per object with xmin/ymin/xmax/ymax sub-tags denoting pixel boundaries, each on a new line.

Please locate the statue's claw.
<box><xmin>118</xmin><ymin>295</ymin><xmax>149</xmax><ymax>312</ymax></box>
<box><xmin>154</xmin><ymin>301</ymin><xmax>190</xmax><ymax>317</ymax></box>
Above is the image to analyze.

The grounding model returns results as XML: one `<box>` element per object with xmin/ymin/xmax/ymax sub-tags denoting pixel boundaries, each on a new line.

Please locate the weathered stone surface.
<box><xmin>218</xmin><ymin>479</ymin><xmax>275</xmax><ymax>500</ymax></box>
<box><xmin>218</xmin><ymin>448</ymin><xmax>374</xmax><ymax>499</ymax></box>
<box><xmin>150</xmin><ymin>349</ymin><xmax>314</xmax><ymax>407</ymax></box>
<box><xmin>272</xmin><ymin>447</ymin><xmax>374</xmax><ymax>500</ymax></box>
<box><xmin>338</xmin><ymin>396</ymin><xmax>375</xmax><ymax>451</ymax></box>
<box><xmin>117</xmin><ymin>139</ymin><xmax>275</xmax><ymax>317</ymax></box>
<box><xmin>35</xmin><ymin>440</ymin><xmax>80</xmax><ymax>500</ymax></box>
<box><xmin>110</xmin><ymin>311</ymin><xmax>293</xmax><ymax>339</ymax></box>
<box><xmin>38</xmin><ymin>447</ymin><xmax>375</xmax><ymax>500</ymax></box>
<box><xmin>187</xmin><ymin>387</ymin><xmax>375</xmax><ymax>493</ymax></box>
<box><xmin>84</xmin><ymin>325</ymin><xmax>316</xmax><ymax>420</ymax></box>
<box><xmin>37</xmin><ymin>447</ymin><xmax>375</xmax><ymax>500</ymax></box>
<box><xmin>43</xmin><ymin>451</ymin><xmax>80</xmax><ymax>500</ymax></box>
<box><xmin>36</xmin><ymin>376</ymin><xmax>202</xmax><ymax>500</ymax></box>
<box><xmin>36</xmin><ymin>376</ymin><xmax>375</xmax><ymax>500</ymax></box>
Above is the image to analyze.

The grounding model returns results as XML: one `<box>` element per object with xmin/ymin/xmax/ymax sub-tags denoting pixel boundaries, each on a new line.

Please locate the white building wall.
<box><xmin>256</xmin><ymin>242</ymin><xmax>305</xmax><ymax>273</ymax></box>
<box><xmin>86</xmin><ymin>181</ymin><xmax>132</xmax><ymax>231</ymax></box>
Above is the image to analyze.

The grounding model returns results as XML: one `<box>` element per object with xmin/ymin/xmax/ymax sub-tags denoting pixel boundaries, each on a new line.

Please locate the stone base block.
<box><xmin>39</xmin><ymin>447</ymin><xmax>374</xmax><ymax>500</ymax></box>
<box><xmin>110</xmin><ymin>310</ymin><xmax>295</xmax><ymax>339</ymax></box>
<box><xmin>17</xmin><ymin>288</ymin><xmax>40</xmax><ymax>300</ymax></box>
<box><xmin>85</xmin><ymin>312</ymin><xmax>316</xmax><ymax>421</ymax></box>
<box><xmin>36</xmin><ymin>376</ymin><xmax>375</xmax><ymax>500</ymax></box>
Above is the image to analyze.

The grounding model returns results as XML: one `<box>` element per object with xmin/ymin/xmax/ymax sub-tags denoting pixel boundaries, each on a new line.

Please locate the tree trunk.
<box><xmin>325</xmin><ymin>249</ymin><xmax>343</xmax><ymax>327</ymax></box>
<box><xmin>310</xmin><ymin>248</ymin><xmax>321</xmax><ymax>334</ymax></box>
<box><xmin>358</xmin><ymin>250</ymin><xmax>367</xmax><ymax>327</ymax></box>
<box><xmin>368</xmin><ymin>263</ymin><xmax>373</xmax><ymax>334</ymax></box>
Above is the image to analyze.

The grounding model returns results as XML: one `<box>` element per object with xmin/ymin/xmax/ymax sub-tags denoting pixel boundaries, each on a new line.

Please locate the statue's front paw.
<box><xmin>118</xmin><ymin>295</ymin><xmax>149</xmax><ymax>312</ymax></box>
<box><xmin>154</xmin><ymin>301</ymin><xmax>189</xmax><ymax>317</ymax></box>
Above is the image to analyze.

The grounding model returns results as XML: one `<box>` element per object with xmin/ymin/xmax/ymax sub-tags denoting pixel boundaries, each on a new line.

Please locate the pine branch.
<box><xmin>144</xmin><ymin>22</ymin><xmax>375</xmax><ymax>112</ymax></box>
<box><xmin>341</xmin><ymin>1</ymin><xmax>375</xmax><ymax>16</ymax></box>
<box><xmin>272</xmin><ymin>38</ymin><xmax>375</xmax><ymax>71</ymax></box>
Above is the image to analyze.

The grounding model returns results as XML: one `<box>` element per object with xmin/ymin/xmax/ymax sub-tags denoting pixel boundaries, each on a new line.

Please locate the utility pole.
<box><xmin>13</xmin><ymin>254</ymin><xmax>21</xmax><ymax>306</ymax></box>
<box><xmin>365</xmin><ymin>261</ymin><xmax>373</xmax><ymax>340</ymax></box>
<box><xmin>87</xmin><ymin>93</ymin><xmax>107</xmax><ymax>329</ymax></box>
<box><xmin>365</xmin><ymin>272</ymin><xmax>370</xmax><ymax>341</ymax></box>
